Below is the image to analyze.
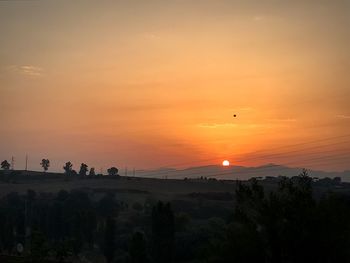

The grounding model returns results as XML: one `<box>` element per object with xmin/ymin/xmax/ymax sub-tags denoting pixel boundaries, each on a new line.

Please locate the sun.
<box><xmin>222</xmin><ymin>160</ymin><xmax>230</xmax><ymax>166</ymax></box>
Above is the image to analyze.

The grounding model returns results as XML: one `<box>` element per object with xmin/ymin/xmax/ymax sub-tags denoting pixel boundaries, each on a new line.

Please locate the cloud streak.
<box><xmin>336</xmin><ymin>115</ymin><xmax>350</xmax><ymax>119</ymax></box>
<box><xmin>197</xmin><ymin>120</ymin><xmax>296</xmax><ymax>129</ymax></box>
<box><xmin>7</xmin><ymin>65</ymin><xmax>44</xmax><ymax>77</ymax></box>
<box><xmin>230</xmin><ymin>107</ymin><xmax>254</xmax><ymax>112</ymax></box>
<box><xmin>267</xmin><ymin>118</ymin><xmax>297</xmax><ymax>122</ymax></box>
<box><xmin>197</xmin><ymin>123</ymin><xmax>238</xmax><ymax>129</ymax></box>
<box><xmin>253</xmin><ymin>16</ymin><xmax>265</xmax><ymax>21</ymax></box>
<box><xmin>197</xmin><ymin>123</ymin><xmax>274</xmax><ymax>129</ymax></box>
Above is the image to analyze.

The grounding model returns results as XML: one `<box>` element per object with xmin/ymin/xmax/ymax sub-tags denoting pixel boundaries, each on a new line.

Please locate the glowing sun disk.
<box><xmin>222</xmin><ymin>160</ymin><xmax>230</xmax><ymax>166</ymax></box>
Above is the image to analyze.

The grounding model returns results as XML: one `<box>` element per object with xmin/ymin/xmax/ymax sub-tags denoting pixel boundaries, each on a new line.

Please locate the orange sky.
<box><xmin>1</xmin><ymin>1</ymin><xmax>349</xmax><ymax>172</ymax></box>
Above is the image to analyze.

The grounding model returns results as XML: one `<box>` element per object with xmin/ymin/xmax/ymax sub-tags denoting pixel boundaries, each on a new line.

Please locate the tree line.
<box><xmin>1</xmin><ymin>170</ymin><xmax>350</xmax><ymax>262</ymax></box>
<box><xmin>1</xmin><ymin>159</ymin><xmax>119</xmax><ymax>177</ymax></box>
<box><xmin>0</xmin><ymin>189</ymin><xmax>175</xmax><ymax>263</ymax></box>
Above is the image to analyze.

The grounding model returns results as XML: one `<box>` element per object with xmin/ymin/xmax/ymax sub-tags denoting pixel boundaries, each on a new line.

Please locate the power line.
<box><xmin>140</xmin><ymin>156</ymin><xmax>350</xmax><ymax>180</ymax></box>
<box><xmin>138</xmin><ymin>151</ymin><xmax>350</xmax><ymax>179</ymax></box>
<box><xmin>11</xmin><ymin>156</ymin><xmax>15</xmax><ymax>170</ymax></box>
<box><xmin>136</xmin><ymin>142</ymin><xmax>350</xmax><ymax>179</ymax></box>
<box><xmin>137</xmin><ymin>137</ymin><xmax>350</xmax><ymax>176</ymax></box>
<box><xmin>154</xmin><ymin>134</ymin><xmax>350</xmax><ymax>169</ymax></box>
<box><xmin>203</xmin><ymin>158</ymin><xmax>350</xmax><ymax>179</ymax></box>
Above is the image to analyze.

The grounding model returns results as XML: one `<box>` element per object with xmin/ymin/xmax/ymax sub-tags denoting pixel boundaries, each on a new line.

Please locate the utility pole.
<box><xmin>125</xmin><ymin>167</ymin><xmax>128</xmax><ymax>177</ymax></box>
<box><xmin>133</xmin><ymin>168</ymin><xmax>135</xmax><ymax>177</ymax></box>
<box><xmin>25</xmin><ymin>154</ymin><xmax>28</xmax><ymax>171</ymax></box>
<box><xmin>11</xmin><ymin>156</ymin><xmax>15</xmax><ymax>170</ymax></box>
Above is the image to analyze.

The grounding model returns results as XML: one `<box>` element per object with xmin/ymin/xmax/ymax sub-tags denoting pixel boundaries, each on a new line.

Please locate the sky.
<box><xmin>1</xmin><ymin>0</ymin><xmax>350</xmax><ymax>173</ymax></box>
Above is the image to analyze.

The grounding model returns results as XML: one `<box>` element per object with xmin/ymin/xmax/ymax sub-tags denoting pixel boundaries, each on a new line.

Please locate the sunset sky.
<box><xmin>1</xmin><ymin>0</ymin><xmax>349</xmax><ymax>173</ymax></box>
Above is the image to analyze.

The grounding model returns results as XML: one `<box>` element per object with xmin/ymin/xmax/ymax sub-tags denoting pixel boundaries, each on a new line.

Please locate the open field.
<box><xmin>1</xmin><ymin>170</ymin><xmax>350</xmax><ymax>202</ymax></box>
<box><xmin>0</xmin><ymin>170</ymin><xmax>238</xmax><ymax>197</ymax></box>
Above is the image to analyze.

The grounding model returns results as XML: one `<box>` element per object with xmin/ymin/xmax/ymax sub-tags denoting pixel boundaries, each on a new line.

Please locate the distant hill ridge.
<box><xmin>135</xmin><ymin>164</ymin><xmax>350</xmax><ymax>182</ymax></box>
<box><xmin>1</xmin><ymin>164</ymin><xmax>349</xmax><ymax>182</ymax></box>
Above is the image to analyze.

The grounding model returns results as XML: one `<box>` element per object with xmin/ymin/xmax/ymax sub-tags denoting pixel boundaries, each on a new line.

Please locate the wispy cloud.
<box><xmin>197</xmin><ymin>119</ymin><xmax>297</xmax><ymax>129</ymax></box>
<box><xmin>142</xmin><ymin>32</ymin><xmax>161</xmax><ymax>40</ymax></box>
<box><xmin>267</xmin><ymin>118</ymin><xmax>297</xmax><ymax>123</ymax></box>
<box><xmin>230</xmin><ymin>107</ymin><xmax>254</xmax><ymax>112</ymax></box>
<box><xmin>197</xmin><ymin>122</ymin><xmax>272</xmax><ymax>129</ymax></box>
<box><xmin>197</xmin><ymin>123</ymin><xmax>238</xmax><ymax>129</ymax></box>
<box><xmin>7</xmin><ymin>65</ymin><xmax>44</xmax><ymax>78</ymax></box>
<box><xmin>253</xmin><ymin>16</ymin><xmax>265</xmax><ymax>21</ymax></box>
<box><xmin>336</xmin><ymin>114</ymin><xmax>350</xmax><ymax>119</ymax></box>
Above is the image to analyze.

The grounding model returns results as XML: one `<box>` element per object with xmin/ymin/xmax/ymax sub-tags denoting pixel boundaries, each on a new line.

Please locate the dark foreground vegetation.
<box><xmin>1</xmin><ymin>170</ymin><xmax>350</xmax><ymax>263</ymax></box>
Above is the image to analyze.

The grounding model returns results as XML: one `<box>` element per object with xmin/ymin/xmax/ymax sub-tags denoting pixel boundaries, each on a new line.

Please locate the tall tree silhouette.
<box><xmin>63</xmin><ymin>161</ymin><xmax>73</xmax><ymax>175</ymax></box>
<box><xmin>129</xmin><ymin>231</ymin><xmax>150</xmax><ymax>263</ymax></box>
<box><xmin>152</xmin><ymin>201</ymin><xmax>175</xmax><ymax>263</ymax></box>
<box><xmin>79</xmin><ymin>163</ymin><xmax>88</xmax><ymax>176</ymax></box>
<box><xmin>40</xmin><ymin>159</ymin><xmax>50</xmax><ymax>172</ymax></box>
<box><xmin>1</xmin><ymin>160</ymin><xmax>10</xmax><ymax>170</ymax></box>
<box><xmin>97</xmin><ymin>193</ymin><xmax>119</xmax><ymax>219</ymax></box>
<box><xmin>89</xmin><ymin>167</ymin><xmax>96</xmax><ymax>177</ymax></box>
<box><xmin>103</xmin><ymin>216</ymin><xmax>116</xmax><ymax>263</ymax></box>
<box><xmin>29</xmin><ymin>229</ymin><xmax>49</xmax><ymax>262</ymax></box>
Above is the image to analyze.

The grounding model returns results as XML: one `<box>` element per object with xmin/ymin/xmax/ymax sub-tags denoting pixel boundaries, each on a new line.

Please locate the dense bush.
<box><xmin>1</xmin><ymin>171</ymin><xmax>350</xmax><ymax>262</ymax></box>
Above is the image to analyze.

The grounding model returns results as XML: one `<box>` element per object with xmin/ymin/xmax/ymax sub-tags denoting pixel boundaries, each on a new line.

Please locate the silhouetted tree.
<box><xmin>97</xmin><ymin>193</ymin><xmax>119</xmax><ymax>219</ymax></box>
<box><xmin>103</xmin><ymin>216</ymin><xmax>116</xmax><ymax>263</ymax></box>
<box><xmin>1</xmin><ymin>160</ymin><xmax>10</xmax><ymax>170</ymax></box>
<box><xmin>174</xmin><ymin>212</ymin><xmax>190</xmax><ymax>232</ymax></box>
<box><xmin>56</xmin><ymin>190</ymin><xmax>69</xmax><ymax>201</ymax></box>
<box><xmin>63</xmin><ymin>161</ymin><xmax>73</xmax><ymax>175</ymax></box>
<box><xmin>27</xmin><ymin>189</ymin><xmax>37</xmax><ymax>202</ymax></box>
<box><xmin>129</xmin><ymin>231</ymin><xmax>150</xmax><ymax>263</ymax></box>
<box><xmin>40</xmin><ymin>159</ymin><xmax>50</xmax><ymax>172</ymax></box>
<box><xmin>107</xmin><ymin>167</ymin><xmax>119</xmax><ymax>176</ymax></box>
<box><xmin>79</xmin><ymin>163</ymin><xmax>88</xmax><ymax>176</ymax></box>
<box><xmin>63</xmin><ymin>191</ymin><xmax>96</xmax><ymax>255</ymax></box>
<box><xmin>213</xmin><ymin>169</ymin><xmax>350</xmax><ymax>263</ymax></box>
<box><xmin>152</xmin><ymin>201</ymin><xmax>175</xmax><ymax>263</ymax></box>
<box><xmin>89</xmin><ymin>167</ymin><xmax>96</xmax><ymax>177</ymax></box>
<box><xmin>54</xmin><ymin>239</ymin><xmax>72</xmax><ymax>263</ymax></box>
<box><xmin>29</xmin><ymin>229</ymin><xmax>49</xmax><ymax>262</ymax></box>
<box><xmin>132</xmin><ymin>202</ymin><xmax>143</xmax><ymax>213</ymax></box>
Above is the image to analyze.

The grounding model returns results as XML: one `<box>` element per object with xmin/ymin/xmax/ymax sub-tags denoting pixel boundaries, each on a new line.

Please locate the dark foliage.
<box><xmin>103</xmin><ymin>216</ymin><xmax>116</xmax><ymax>263</ymax></box>
<box><xmin>79</xmin><ymin>163</ymin><xmax>88</xmax><ymax>176</ymax></box>
<box><xmin>1</xmin><ymin>160</ymin><xmax>10</xmax><ymax>170</ymax></box>
<box><xmin>152</xmin><ymin>201</ymin><xmax>175</xmax><ymax>263</ymax></box>
<box><xmin>88</xmin><ymin>167</ymin><xmax>96</xmax><ymax>177</ymax></box>
<box><xmin>40</xmin><ymin>159</ymin><xmax>50</xmax><ymax>172</ymax></box>
<box><xmin>202</xmin><ymin>170</ymin><xmax>350</xmax><ymax>263</ymax></box>
<box><xmin>0</xmin><ymin>170</ymin><xmax>350</xmax><ymax>263</ymax></box>
<box><xmin>63</xmin><ymin>161</ymin><xmax>73</xmax><ymax>175</ymax></box>
<box><xmin>107</xmin><ymin>167</ymin><xmax>119</xmax><ymax>176</ymax></box>
<box><xmin>129</xmin><ymin>231</ymin><xmax>150</xmax><ymax>263</ymax></box>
